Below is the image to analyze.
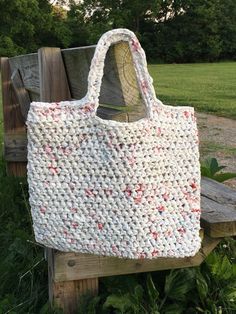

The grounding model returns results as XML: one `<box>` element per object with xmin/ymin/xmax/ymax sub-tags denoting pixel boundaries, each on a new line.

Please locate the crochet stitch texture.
<box><xmin>27</xmin><ymin>29</ymin><xmax>201</xmax><ymax>259</ymax></box>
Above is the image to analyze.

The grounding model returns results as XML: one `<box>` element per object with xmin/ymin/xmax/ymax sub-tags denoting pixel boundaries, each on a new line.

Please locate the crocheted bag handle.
<box><xmin>85</xmin><ymin>28</ymin><xmax>157</xmax><ymax>118</ymax></box>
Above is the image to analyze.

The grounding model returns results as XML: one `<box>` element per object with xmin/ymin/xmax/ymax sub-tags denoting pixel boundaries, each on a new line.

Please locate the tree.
<box><xmin>154</xmin><ymin>0</ymin><xmax>222</xmax><ymax>62</ymax></box>
<box><xmin>217</xmin><ymin>0</ymin><xmax>236</xmax><ymax>60</ymax></box>
<box><xmin>0</xmin><ymin>0</ymin><xmax>72</xmax><ymax>57</ymax></box>
<box><xmin>0</xmin><ymin>0</ymin><xmax>235</xmax><ymax>62</ymax></box>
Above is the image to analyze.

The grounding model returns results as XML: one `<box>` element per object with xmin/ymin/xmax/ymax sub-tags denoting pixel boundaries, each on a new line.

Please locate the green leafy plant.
<box><xmin>80</xmin><ymin>249</ymin><xmax>236</xmax><ymax>314</ymax></box>
<box><xmin>0</xmin><ymin>159</ymin><xmax>60</xmax><ymax>314</ymax></box>
<box><xmin>201</xmin><ymin>157</ymin><xmax>236</xmax><ymax>182</ymax></box>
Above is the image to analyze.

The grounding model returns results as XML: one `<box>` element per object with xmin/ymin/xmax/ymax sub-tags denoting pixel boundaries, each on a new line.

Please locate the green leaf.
<box><xmin>200</xmin><ymin>157</ymin><xmax>226</xmax><ymax>178</ymax></box>
<box><xmin>164</xmin><ymin>269</ymin><xmax>195</xmax><ymax>301</ymax></box>
<box><xmin>102</xmin><ymin>275</ymin><xmax>139</xmax><ymax>294</ymax></box>
<box><xmin>213</xmin><ymin>172</ymin><xmax>236</xmax><ymax>182</ymax></box>
<box><xmin>87</xmin><ymin>296</ymin><xmax>101</xmax><ymax>314</ymax></box>
<box><xmin>134</xmin><ymin>284</ymin><xmax>144</xmax><ymax>301</ymax></box>
<box><xmin>162</xmin><ymin>303</ymin><xmax>185</xmax><ymax>314</ymax></box>
<box><xmin>146</xmin><ymin>274</ymin><xmax>159</xmax><ymax>303</ymax></box>
<box><xmin>195</xmin><ymin>270</ymin><xmax>208</xmax><ymax>303</ymax></box>
<box><xmin>207</xmin><ymin>253</ymin><xmax>233</xmax><ymax>280</ymax></box>
<box><xmin>103</xmin><ymin>294</ymin><xmax>134</xmax><ymax>313</ymax></box>
<box><xmin>209</xmin><ymin>158</ymin><xmax>225</xmax><ymax>175</ymax></box>
<box><xmin>200</xmin><ymin>165</ymin><xmax>212</xmax><ymax>178</ymax></box>
<box><xmin>146</xmin><ymin>274</ymin><xmax>160</xmax><ymax>313</ymax></box>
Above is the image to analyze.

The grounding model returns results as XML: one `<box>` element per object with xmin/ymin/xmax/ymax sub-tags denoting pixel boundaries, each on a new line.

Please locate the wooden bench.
<box><xmin>1</xmin><ymin>42</ymin><xmax>236</xmax><ymax>314</ymax></box>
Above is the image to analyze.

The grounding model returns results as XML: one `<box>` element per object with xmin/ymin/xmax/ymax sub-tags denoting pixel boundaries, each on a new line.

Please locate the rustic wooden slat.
<box><xmin>52</xmin><ymin>278</ymin><xmax>98</xmax><ymax>313</ymax></box>
<box><xmin>97</xmin><ymin>106</ymin><xmax>128</xmax><ymax>122</ymax></box>
<box><xmin>62</xmin><ymin>45</ymin><xmax>125</xmax><ymax>106</ymax></box>
<box><xmin>7</xmin><ymin>43</ymin><xmax>148</xmax><ymax>121</ymax></box>
<box><xmin>201</xmin><ymin>198</ymin><xmax>236</xmax><ymax>238</ymax></box>
<box><xmin>0</xmin><ymin>57</ymin><xmax>27</xmax><ymax>176</ymax></box>
<box><xmin>38</xmin><ymin>47</ymin><xmax>72</xmax><ymax>102</ymax></box>
<box><xmin>53</xmin><ymin>236</ymin><xmax>220</xmax><ymax>282</ymax></box>
<box><xmin>8</xmin><ymin>45</ymin><xmax>127</xmax><ymax>106</ymax></box>
<box><xmin>200</xmin><ymin>177</ymin><xmax>236</xmax><ymax>238</ymax></box>
<box><xmin>4</xmin><ymin>133</ymin><xmax>27</xmax><ymax>162</ymax></box>
<box><xmin>61</xmin><ymin>46</ymin><xmax>95</xmax><ymax>100</ymax></box>
<box><xmin>38</xmin><ymin>47</ymin><xmax>98</xmax><ymax>313</ymax></box>
<box><xmin>11</xmin><ymin>69</ymin><xmax>31</xmax><ymax>121</ymax></box>
<box><xmin>8</xmin><ymin>53</ymin><xmax>39</xmax><ymax>101</ymax></box>
<box><xmin>201</xmin><ymin>177</ymin><xmax>236</xmax><ymax>205</ymax></box>
<box><xmin>114</xmin><ymin>41</ymin><xmax>146</xmax><ymax>121</ymax></box>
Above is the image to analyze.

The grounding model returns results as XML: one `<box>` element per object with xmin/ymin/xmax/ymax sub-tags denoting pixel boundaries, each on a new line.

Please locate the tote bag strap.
<box><xmin>85</xmin><ymin>28</ymin><xmax>158</xmax><ymax>118</ymax></box>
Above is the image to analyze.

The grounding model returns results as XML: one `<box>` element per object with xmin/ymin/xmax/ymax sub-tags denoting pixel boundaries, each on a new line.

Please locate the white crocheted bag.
<box><xmin>27</xmin><ymin>28</ymin><xmax>201</xmax><ymax>259</ymax></box>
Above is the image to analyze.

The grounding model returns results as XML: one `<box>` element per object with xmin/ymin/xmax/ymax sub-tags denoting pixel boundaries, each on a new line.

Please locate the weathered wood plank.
<box><xmin>8</xmin><ymin>53</ymin><xmax>39</xmax><ymax>101</ymax></box>
<box><xmin>11</xmin><ymin>69</ymin><xmax>31</xmax><ymax>121</ymax></box>
<box><xmin>8</xmin><ymin>44</ymin><xmax>142</xmax><ymax>107</ymax></box>
<box><xmin>8</xmin><ymin>45</ymin><xmax>126</xmax><ymax>105</ymax></box>
<box><xmin>38</xmin><ymin>47</ymin><xmax>98</xmax><ymax>313</ymax></box>
<box><xmin>62</xmin><ymin>45</ymin><xmax>126</xmax><ymax>107</ymax></box>
<box><xmin>8</xmin><ymin>43</ymin><xmax>150</xmax><ymax>122</ymax></box>
<box><xmin>201</xmin><ymin>177</ymin><xmax>236</xmax><ymax>205</ymax></box>
<box><xmin>97</xmin><ymin>106</ymin><xmax>128</xmax><ymax>122</ymax></box>
<box><xmin>38</xmin><ymin>47</ymin><xmax>71</xmax><ymax>102</ymax></box>
<box><xmin>52</xmin><ymin>278</ymin><xmax>98</xmax><ymax>313</ymax></box>
<box><xmin>201</xmin><ymin>197</ymin><xmax>236</xmax><ymax>238</ymax></box>
<box><xmin>61</xmin><ymin>46</ymin><xmax>95</xmax><ymax>100</ymax></box>
<box><xmin>0</xmin><ymin>57</ymin><xmax>27</xmax><ymax>176</ymax></box>
<box><xmin>4</xmin><ymin>133</ymin><xmax>27</xmax><ymax>162</ymax></box>
<box><xmin>53</xmin><ymin>236</ymin><xmax>220</xmax><ymax>282</ymax></box>
<box><xmin>114</xmin><ymin>41</ymin><xmax>146</xmax><ymax>121</ymax></box>
<box><xmin>200</xmin><ymin>177</ymin><xmax>236</xmax><ymax>238</ymax></box>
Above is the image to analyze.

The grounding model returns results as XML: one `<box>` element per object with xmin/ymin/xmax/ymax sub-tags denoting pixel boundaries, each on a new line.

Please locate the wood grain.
<box><xmin>0</xmin><ymin>57</ymin><xmax>27</xmax><ymax>176</ymax></box>
<box><xmin>4</xmin><ymin>133</ymin><xmax>27</xmax><ymax>162</ymax></box>
<box><xmin>8</xmin><ymin>43</ymin><xmax>148</xmax><ymax>122</ymax></box>
<box><xmin>201</xmin><ymin>177</ymin><xmax>236</xmax><ymax>238</ymax></box>
<box><xmin>52</xmin><ymin>279</ymin><xmax>98</xmax><ymax>313</ymax></box>
<box><xmin>11</xmin><ymin>69</ymin><xmax>31</xmax><ymax>121</ymax></box>
<box><xmin>62</xmin><ymin>45</ymin><xmax>125</xmax><ymax>106</ymax></box>
<box><xmin>38</xmin><ymin>47</ymin><xmax>71</xmax><ymax>102</ymax></box>
<box><xmin>201</xmin><ymin>177</ymin><xmax>236</xmax><ymax>205</ymax></box>
<box><xmin>8</xmin><ymin>53</ymin><xmax>39</xmax><ymax>100</ymax></box>
<box><xmin>53</xmin><ymin>236</ymin><xmax>220</xmax><ymax>282</ymax></box>
<box><xmin>38</xmin><ymin>47</ymin><xmax>98</xmax><ymax>313</ymax></box>
<box><xmin>114</xmin><ymin>41</ymin><xmax>146</xmax><ymax>121</ymax></box>
<box><xmin>8</xmin><ymin>45</ymin><xmax>132</xmax><ymax>107</ymax></box>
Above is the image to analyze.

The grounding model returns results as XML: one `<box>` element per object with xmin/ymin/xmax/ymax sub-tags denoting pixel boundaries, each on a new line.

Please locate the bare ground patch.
<box><xmin>197</xmin><ymin>112</ymin><xmax>236</xmax><ymax>188</ymax></box>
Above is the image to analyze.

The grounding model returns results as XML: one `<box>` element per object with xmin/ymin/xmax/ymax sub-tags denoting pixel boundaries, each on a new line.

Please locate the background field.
<box><xmin>149</xmin><ymin>62</ymin><xmax>236</xmax><ymax>119</ymax></box>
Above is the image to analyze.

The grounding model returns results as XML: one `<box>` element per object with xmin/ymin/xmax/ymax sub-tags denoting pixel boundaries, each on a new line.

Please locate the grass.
<box><xmin>148</xmin><ymin>62</ymin><xmax>236</xmax><ymax>119</ymax></box>
<box><xmin>201</xmin><ymin>141</ymin><xmax>236</xmax><ymax>156</ymax></box>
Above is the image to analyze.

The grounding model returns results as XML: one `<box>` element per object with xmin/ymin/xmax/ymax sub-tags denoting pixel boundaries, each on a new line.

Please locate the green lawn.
<box><xmin>148</xmin><ymin>62</ymin><xmax>236</xmax><ymax>119</ymax></box>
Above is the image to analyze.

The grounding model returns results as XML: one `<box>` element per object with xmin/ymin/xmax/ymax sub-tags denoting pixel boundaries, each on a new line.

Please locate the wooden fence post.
<box><xmin>0</xmin><ymin>57</ymin><xmax>27</xmax><ymax>176</ymax></box>
<box><xmin>38</xmin><ymin>47</ymin><xmax>98</xmax><ymax>313</ymax></box>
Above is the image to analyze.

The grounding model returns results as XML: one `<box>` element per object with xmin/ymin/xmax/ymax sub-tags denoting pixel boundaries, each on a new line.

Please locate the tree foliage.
<box><xmin>0</xmin><ymin>0</ymin><xmax>236</xmax><ymax>62</ymax></box>
<box><xmin>0</xmin><ymin>0</ymin><xmax>71</xmax><ymax>56</ymax></box>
